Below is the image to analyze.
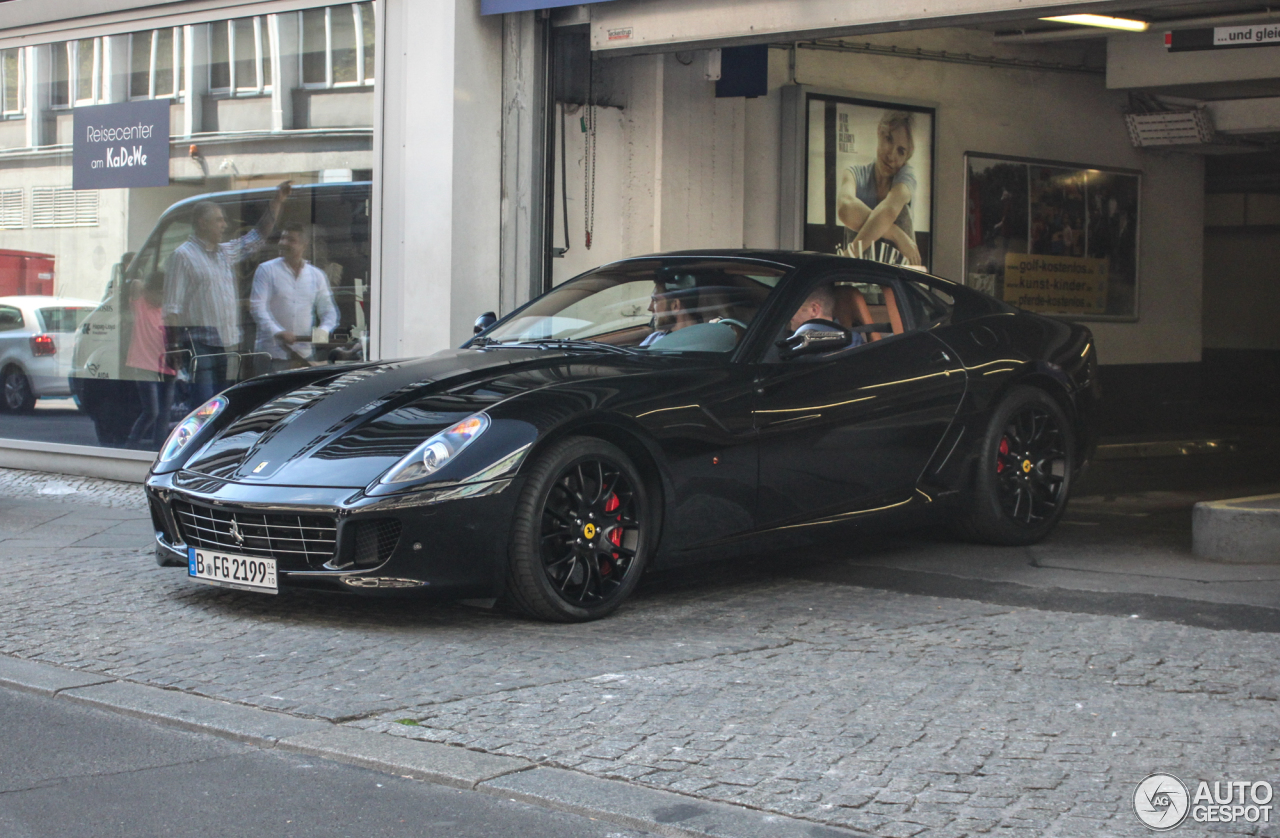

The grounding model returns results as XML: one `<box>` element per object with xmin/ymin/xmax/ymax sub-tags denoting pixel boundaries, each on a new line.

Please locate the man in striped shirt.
<box><xmin>163</xmin><ymin>180</ymin><xmax>291</xmax><ymax>406</ymax></box>
<box><xmin>249</xmin><ymin>222</ymin><xmax>339</xmax><ymax>372</ymax></box>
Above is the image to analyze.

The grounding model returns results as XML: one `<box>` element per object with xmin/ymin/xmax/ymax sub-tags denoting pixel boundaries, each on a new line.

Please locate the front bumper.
<box><xmin>146</xmin><ymin>470</ymin><xmax>522</xmax><ymax>597</ymax></box>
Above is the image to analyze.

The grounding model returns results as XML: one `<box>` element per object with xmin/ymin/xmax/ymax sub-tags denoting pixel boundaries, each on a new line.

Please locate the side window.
<box><xmin>771</xmin><ymin>274</ymin><xmax>908</xmax><ymax>361</ymax></box>
<box><xmin>127</xmin><ymin>214</ymin><xmax>192</xmax><ymax>287</ymax></box>
<box><xmin>903</xmin><ymin>280</ymin><xmax>954</xmax><ymax>329</ymax></box>
<box><xmin>156</xmin><ymin>216</ymin><xmax>194</xmax><ymax>272</ymax></box>
<box><xmin>0</xmin><ymin>305</ymin><xmax>24</xmax><ymax>331</ymax></box>
<box><xmin>826</xmin><ymin>278</ymin><xmax>905</xmax><ymax>342</ymax></box>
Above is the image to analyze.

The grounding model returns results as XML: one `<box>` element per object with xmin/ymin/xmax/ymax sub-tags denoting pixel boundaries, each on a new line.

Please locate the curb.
<box><xmin>1193</xmin><ymin>493</ymin><xmax>1280</xmax><ymax>564</ymax></box>
<box><xmin>0</xmin><ymin>654</ymin><xmax>869</xmax><ymax>838</ymax></box>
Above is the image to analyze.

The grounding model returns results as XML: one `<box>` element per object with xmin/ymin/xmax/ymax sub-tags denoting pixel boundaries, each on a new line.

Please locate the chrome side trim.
<box><xmin>155</xmin><ymin>530</ymin><xmax>187</xmax><ymax>558</ymax></box>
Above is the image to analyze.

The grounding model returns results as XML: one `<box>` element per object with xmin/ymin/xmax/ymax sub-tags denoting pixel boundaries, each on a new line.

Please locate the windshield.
<box><xmin>37</xmin><ymin>307</ymin><xmax>94</xmax><ymax>333</ymax></box>
<box><xmin>483</xmin><ymin>259</ymin><xmax>786</xmax><ymax>353</ymax></box>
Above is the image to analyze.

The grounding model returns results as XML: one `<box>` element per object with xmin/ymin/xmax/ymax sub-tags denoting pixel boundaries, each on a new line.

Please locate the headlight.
<box><xmin>381</xmin><ymin>413</ymin><xmax>490</xmax><ymax>484</ymax></box>
<box><xmin>159</xmin><ymin>395</ymin><xmax>228</xmax><ymax>462</ymax></box>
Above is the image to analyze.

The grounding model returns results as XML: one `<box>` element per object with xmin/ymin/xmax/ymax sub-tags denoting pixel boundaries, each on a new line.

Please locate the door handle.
<box><xmin>930</xmin><ymin>349</ymin><xmax>952</xmax><ymax>364</ymax></box>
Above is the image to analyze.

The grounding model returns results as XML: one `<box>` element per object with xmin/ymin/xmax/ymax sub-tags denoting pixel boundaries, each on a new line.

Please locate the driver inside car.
<box><xmin>786</xmin><ymin>285</ymin><xmax>865</xmax><ymax>348</ymax></box>
<box><xmin>640</xmin><ymin>275</ymin><xmax>702</xmax><ymax>347</ymax></box>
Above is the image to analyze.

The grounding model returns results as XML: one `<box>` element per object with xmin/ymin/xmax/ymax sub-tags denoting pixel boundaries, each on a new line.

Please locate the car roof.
<box><xmin>161</xmin><ymin>181</ymin><xmax>373</xmax><ymax>215</ymax></box>
<box><xmin>602</xmin><ymin>249</ymin><xmax>955</xmax><ymax>283</ymax></box>
<box><xmin>0</xmin><ymin>295</ymin><xmax>100</xmax><ymax>308</ymax></box>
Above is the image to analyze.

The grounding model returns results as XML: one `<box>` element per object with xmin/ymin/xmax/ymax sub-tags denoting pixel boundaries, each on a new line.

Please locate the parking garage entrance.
<box><xmin>522</xmin><ymin>0</ymin><xmax>1280</xmax><ymax>563</ymax></box>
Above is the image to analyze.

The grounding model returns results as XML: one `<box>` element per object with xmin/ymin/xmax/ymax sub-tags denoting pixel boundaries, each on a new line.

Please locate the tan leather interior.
<box><xmin>883</xmin><ymin>286</ymin><xmax>905</xmax><ymax>336</ymax></box>
<box><xmin>831</xmin><ymin>284</ymin><xmax>904</xmax><ymax>342</ymax></box>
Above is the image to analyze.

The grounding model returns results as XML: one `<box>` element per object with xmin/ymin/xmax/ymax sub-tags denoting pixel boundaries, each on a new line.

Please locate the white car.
<box><xmin>0</xmin><ymin>295</ymin><xmax>100</xmax><ymax>412</ymax></box>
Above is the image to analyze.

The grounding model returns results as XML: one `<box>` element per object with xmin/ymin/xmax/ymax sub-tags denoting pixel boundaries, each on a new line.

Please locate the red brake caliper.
<box><xmin>603</xmin><ymin>493</ymin><xmax>622</xmax><ymax>571</ymax></box>
<box><xmin>997</xmin><ymin>437</ymin><xmax>1009</xmax><ymax>473</ymax></box>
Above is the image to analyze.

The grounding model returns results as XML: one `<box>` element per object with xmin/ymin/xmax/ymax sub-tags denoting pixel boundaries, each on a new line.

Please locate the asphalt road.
<box><xmin>0</xmin><ymin>401</ymin><xmax>102</xmax><ymax>448</ymax></box>
<box><xmin>0</xmin><ymin>686</ymin><xmax>652</xmax><ymax>838</ymax></box>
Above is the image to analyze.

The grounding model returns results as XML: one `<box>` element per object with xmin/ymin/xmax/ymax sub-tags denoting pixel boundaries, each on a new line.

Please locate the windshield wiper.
<box><xmin>529</xmin><ymin>339</ymin><xmax>637</xmax><ymax>356</ymax></box>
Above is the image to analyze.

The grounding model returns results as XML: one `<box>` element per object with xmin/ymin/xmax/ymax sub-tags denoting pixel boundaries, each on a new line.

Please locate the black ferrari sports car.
<box><xmin>146</xmin><ymin>251</ymin><xmax>1099</xmax><ymax>621</ymax></box>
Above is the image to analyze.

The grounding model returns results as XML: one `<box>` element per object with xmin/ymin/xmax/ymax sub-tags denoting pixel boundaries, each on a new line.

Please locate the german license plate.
<box><xmin>188</xmin><ymin>547</ymin><xmax>278</xmax><ymax>594</ymax></box>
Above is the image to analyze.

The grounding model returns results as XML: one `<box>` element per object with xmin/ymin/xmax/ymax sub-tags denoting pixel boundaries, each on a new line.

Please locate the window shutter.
<box><xmin>32</xmin><ymin>187</ymin><xmax>98</xmax><ymax>228</ymax></box>
<box><xmin>0</xmin><ymin>189</ymin><xmax>22</xmax><ymax>229</ymax></box>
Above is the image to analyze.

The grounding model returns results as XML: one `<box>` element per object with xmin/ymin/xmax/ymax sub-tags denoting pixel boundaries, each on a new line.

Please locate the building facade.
<box><xmin>0</xmin><ymin>0</ymin><xmax>1275</xmax><ymax>477</ymax></box>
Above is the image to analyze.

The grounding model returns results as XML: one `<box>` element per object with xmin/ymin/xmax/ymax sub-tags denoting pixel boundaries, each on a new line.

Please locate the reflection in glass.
<box><xmin>331</xmin><ymin>6</ymin><xmax>357</xmax><ymax>84</ymax></box>
<box><xmin>130</xmin><ymin>32</ymin><xmax>152</xmax><ymax>98</ymax></box>
<box><xmin>302</xmin><ymin>9</ymin><xmax>327</xmax><ymax>85</ymax></box>
<box><xmin>75</xmin><ymin>39</ymin><xmax>95</xmax><ymax>103</ymax></box>
<box><xmin>361</xmin><ymin>3</ymin><xmax>375</xmax><ymax>82</ymax></box>
<box><xmin>233</xmin><ymin>18</ymin><xmax>257</xmax><ymax>90</ymax></box>
<box><xmin>51</xmin><ymin>43</ymin><xmax>69</xmax><ymax>107</ymax></box>
<box><xmin>262</xmin><ymin>21</ymin><xmax>272</xmax><ymax>87</ymax></box>
<box><xmin>155</xmin><ymin>28</ymin><xmax>176</xmax><ymax>97</ymax></box>
<box><xmin>210</xmin><ymin>23</ymin><xmax>231</xmax><ymax>90</ymax></box>
<box><xmin>0</xmin><ymin>4</ymin><xmax>377</xmax><ymax>452</ymax></box>
<box><xmin>1</xmin><ymin>48</ymin><xmax>20</xmax><ymax>114</ymax></box>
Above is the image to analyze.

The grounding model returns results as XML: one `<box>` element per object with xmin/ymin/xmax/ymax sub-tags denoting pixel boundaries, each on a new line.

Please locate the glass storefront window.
<box><xmin>0</xmin><ymin>4</ymin><xmax>378</xmax><ymax>452</ymax></box>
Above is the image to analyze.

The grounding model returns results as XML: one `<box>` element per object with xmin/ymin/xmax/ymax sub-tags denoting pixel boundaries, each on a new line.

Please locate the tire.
<box><xmin>956</xmin><ymin>386</ymin><xmax>1074</xmax><ymax>546</ymax></box>
<box><xmin>1</xmin><ymin>366</ymin><xmax>36</xmax><ymax>413</ymax></box>
<box><xmin>503</xmin><ymin>436</ymin><xmax>652</xmax><ymax>622</ymax></box>
<box><xmin>77</xmin><ymin>378</ymin><xmax>138</xmax><ymax>446</ymax></box>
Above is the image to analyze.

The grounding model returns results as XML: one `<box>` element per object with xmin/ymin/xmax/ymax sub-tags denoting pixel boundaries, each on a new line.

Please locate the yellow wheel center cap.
<box><xmin>583</xmin><ymin>523</ymin><xmax>597</xmax><ymax>539</ymax></box>
<box><xmin>1021</xmin><ymin>459</ymin><xmax>1033</xmax><ymax>473</ymax></box>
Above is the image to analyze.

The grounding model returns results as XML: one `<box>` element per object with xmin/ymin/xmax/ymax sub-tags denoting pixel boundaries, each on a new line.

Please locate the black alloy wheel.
<box><xmin>956</xmin><ymin>386</ymin><xmax>1073</xmax><ymax>545</ymax></box>
<box><xmin>2</xmin><ymin>367</ymin><xmax>35</xmax><ymax>413</ymax></box>
<box><xmin>994</xmin><ymin>405</ymin><xmax>1067</xmax><ymax>525</ymax></box>
<box><xmin>505</xmin><ymin>436</ymin><xmax>650</xmax><ymax>621</ymax></box>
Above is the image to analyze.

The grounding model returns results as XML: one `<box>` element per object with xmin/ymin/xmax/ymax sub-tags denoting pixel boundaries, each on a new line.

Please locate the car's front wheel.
<box><xmin>957</xmin><ymin>386</ymin><xmax>1074</xmax><ymax>545</ymax></box>
<box><xmin>504</xmin><ymin>436</ymin><xmax>651</xmax><ymax>621</ymax></box>
<box><xmin>2</xmin><ymin>366</ymin><xmax>36</xmax><ymax>413</ymax></box>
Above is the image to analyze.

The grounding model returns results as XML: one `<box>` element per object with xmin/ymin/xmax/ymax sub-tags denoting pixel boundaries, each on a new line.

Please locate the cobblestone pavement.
<box><xmin>0</xmin><ymin>481</ymin><xmax>1277</xmax><ymax>837</ymax></box>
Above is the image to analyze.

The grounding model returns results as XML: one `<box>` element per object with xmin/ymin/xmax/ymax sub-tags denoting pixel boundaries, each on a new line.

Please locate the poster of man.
<box><xmin>965</xmin><ymin>153</ymin><xmax>1139</xmax><ymax>320</ymax></box>
<box><xmin>805</xmin><ymin>94</ymin><xmax>934</xmax><ymax>269</ymax></box>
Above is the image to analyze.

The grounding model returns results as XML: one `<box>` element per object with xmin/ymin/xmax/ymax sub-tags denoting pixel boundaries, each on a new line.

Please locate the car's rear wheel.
<box><xmin>956</xmin><ymin>386</ymin><xmax>1073</xmax><ymax>545</ymax></box>
<box><xmin>2</xmin><ymin>366</ymin><xmax>36</xmax><ymax>413</ymax></box>
<box><xmin>504</xmin><ymin>436</ymin><xmax>650</xmax><ymax>622</ymax></box>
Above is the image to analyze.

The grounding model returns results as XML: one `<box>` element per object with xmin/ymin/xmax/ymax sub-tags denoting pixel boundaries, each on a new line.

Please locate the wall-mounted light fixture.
<box><xmin>1039</xmin><ymin>13</ymin><xmax>1150</xmax><ymax>31</ymax></box>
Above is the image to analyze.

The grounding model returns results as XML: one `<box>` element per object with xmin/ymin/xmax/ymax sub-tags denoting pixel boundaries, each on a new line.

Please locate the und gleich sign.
<box><xmin>73</xmin><ymin>100</ymin><xmax>170</xmax><ymax>190</ymax></box>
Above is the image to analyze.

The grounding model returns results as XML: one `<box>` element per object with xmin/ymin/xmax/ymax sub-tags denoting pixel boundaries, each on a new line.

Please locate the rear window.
<box><xmin>38</xmin><ymin>307</ymin><xmax>94</xmax><ymax>333</ymax></box>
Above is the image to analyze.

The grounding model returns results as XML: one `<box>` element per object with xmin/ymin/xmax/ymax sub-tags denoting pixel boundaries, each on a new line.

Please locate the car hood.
<box><xmin>180</xmin><ymin>346</ymin><xmax>656</xmax><ymax>488</ymax></box>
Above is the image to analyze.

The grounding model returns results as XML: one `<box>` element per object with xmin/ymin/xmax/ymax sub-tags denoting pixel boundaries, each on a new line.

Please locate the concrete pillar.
<box><xmin>181</xmin><ymin>24</ymin><xmax>208</xmax><ymax>137</ymax></box>
<box><xmin>267</xmin><ymin>13</ymin><xmax>297</xmax><ymax>131</ymax></box>
<box><xmin>24</xmin><ymin>44</ymin><xmax>51</xmax><ymax>147</ymax></box>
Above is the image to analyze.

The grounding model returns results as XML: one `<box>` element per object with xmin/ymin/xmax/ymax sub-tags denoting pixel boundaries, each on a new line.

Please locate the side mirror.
<box><xmin>473</xmin><ymin>311</ymin><xmax>497</xmax><ymax>335</ymax></box>
<box><xmin>776</xmin><ymin>319</ymin><xmax>851</xmax><ymax>359</ymax></box>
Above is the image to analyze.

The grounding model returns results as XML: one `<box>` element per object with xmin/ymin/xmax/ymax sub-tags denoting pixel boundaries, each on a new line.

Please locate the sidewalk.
<box><xmin>0</xmin><ymin>468</ymin><xmax>1277</xmax><ymax>837</ymax></box>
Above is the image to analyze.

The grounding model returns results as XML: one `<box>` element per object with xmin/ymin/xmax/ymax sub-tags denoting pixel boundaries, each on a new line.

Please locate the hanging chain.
<box><xmin>584</xmin><ymin>57</ymin><xmax>597</xmax><ymax>250</ymax></box>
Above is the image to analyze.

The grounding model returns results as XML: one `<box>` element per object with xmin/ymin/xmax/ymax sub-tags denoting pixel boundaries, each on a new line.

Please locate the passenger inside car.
<box><xmin>640</xmin><ymin>275</ymin><xmax>702</xmax><ymax>347</ymax></box>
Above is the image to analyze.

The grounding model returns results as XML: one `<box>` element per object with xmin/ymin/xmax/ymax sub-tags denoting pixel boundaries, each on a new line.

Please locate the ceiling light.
<box><xmin>1039</xmin><ymin>14</ymin><xmax>1150</xmax><ymax>31</ymax></box>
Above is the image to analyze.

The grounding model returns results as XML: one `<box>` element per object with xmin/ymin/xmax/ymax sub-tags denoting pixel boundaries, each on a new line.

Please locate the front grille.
<box><xmin>172</xmin><ymin>500</ymin><xmax>337</xmax><ymax>568</ymax></box>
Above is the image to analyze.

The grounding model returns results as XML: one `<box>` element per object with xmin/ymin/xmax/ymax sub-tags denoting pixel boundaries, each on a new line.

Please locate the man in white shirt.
<box><xmin>249</xmin><ymin>222</ymin><xmax>339</xmax><ymax>372</ymax></box>
<box><xmin>164</xmin><ymin>180</ymin><xmax>290</xmax><ymax>403</ymax></box>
